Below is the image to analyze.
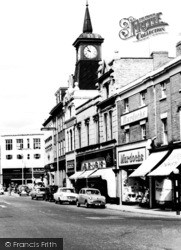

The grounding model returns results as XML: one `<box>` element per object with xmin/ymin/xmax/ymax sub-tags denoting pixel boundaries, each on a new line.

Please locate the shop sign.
<box><xmin>67</xmin><ymin>160</ymin><xmax>75</xmax><ymax>172</ymax></box>
<box><xmin>121</xmin><ymin>107</ymin><xmax>148</xmax><ymax>126</ymax></box>
<box><xmin>81</xmin><ymin>159</ymin><xmax>106</xmax><ymax>171</ymax></box>
<box><xmin>118</xmin><ymin>148</ymin><xmax>146</xmax><ymax>166</ymax></box>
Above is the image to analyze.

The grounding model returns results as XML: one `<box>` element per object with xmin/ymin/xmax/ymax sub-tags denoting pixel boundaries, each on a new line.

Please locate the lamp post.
<box><xmin>41</xmin><ymin>124</ymin><xmax>59</xmax><ymax>186</ymax></box>
<box><xmin>173</xmin><ymin>168</ymin><xmax>180</xmax><ymax>215</ymax></box>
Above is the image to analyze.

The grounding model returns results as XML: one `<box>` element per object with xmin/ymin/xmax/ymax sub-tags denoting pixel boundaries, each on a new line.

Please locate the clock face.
<box><xmin>84</xmin><ymin>45</ymin><xmax>97</xmax><ymax>59</ymax></box>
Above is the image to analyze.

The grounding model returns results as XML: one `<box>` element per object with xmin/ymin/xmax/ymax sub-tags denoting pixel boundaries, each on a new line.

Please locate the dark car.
<box><xmin>44</xmin><ymin>185</ymin><xmax>58</xmax><ymax>202</ymax></box>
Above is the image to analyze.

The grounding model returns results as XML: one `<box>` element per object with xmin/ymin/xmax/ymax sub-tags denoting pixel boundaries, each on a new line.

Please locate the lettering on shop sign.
<box><xmin>81</xmin><ymin>159</ymin><xmax>106</xmax><ymax>171</ymax></box>
<box><xmin>121</xmin><ymin>107</ymin><xmax>148</xmax><ymax>126</ymax></box>
<box><xmin>119</xmin><ymin>148</ymin><xmax>146</xmax><ymax>166</ymax></box>
<box><xmin>119</xmin><ymin>12</ymin><xmax>168</xmax><ymax>42</ymax></box>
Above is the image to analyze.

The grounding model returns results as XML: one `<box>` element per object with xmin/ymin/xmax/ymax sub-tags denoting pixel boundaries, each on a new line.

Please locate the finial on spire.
<box><xmin>83</xmin><ymin>0</ymin><xmax>93</xmax><ymax>33</ymax></box>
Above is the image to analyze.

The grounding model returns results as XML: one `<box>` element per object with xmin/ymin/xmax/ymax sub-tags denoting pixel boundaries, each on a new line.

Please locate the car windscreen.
<box><xmin>62</xmin><ymin>189</ymin><xmax>75</xmax><ymax>193</ymax></box>
<box><xmin>86</xmin><ymin>190</ymin><xmax>100</xmax><ymax>195</ymax></box>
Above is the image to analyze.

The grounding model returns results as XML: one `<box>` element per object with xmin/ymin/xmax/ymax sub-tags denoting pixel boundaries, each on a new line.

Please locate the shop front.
<box><xmin>70</xmin><ymin>148</ymin><xmax>118</xmax><ymax>203</ymax></box>
<box><xmin>117</xmin><ymin>143</ymin><xmax>148</xmax><ymax>205</ymax></box>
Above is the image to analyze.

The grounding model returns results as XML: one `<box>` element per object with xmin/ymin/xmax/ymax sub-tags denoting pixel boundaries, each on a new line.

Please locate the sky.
<box><xmin>0</xmin><ymin>0</ymin><xmax>181</xmax><ymax>135</ymax></box>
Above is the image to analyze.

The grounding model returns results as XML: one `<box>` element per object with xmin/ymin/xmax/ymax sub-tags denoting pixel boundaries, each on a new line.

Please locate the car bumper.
<box><xmin>89</xmin><ymin>201</ymin><xmax>106</xmax><ymax>206</ymax></box>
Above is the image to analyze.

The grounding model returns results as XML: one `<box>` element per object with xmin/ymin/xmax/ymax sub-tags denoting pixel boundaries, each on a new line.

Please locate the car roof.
<box><xmin>81</xmin><ymin>188</ymin><xmax>99</xmax><ymax>191</ymax></box>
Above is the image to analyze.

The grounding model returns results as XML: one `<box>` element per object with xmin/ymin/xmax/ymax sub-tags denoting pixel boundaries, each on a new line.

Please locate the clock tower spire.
<box><xmin>73</xmin><ymin>2</ymin><xmax>104</xmax><ymax>90</ymax></box>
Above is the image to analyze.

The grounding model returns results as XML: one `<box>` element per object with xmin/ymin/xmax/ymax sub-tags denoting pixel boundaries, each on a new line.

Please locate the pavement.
<box><xmin>4</xmin><ymin>191</ymin><xmax>181</xmax><ymax>218</ymax></box>
<box><xmin>106</xmin><ymin>203</ymin><xmax>181</xmax><ymax>218</ymax></box>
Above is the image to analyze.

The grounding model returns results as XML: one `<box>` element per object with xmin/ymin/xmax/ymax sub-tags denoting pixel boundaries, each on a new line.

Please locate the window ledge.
<box><xmin>159</xmin><ymin>97</ymin><xmax>166</xmax><ymax>101</ymax></box>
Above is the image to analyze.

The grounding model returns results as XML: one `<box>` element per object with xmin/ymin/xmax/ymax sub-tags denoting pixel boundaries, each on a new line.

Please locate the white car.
<box><xmin>53</xmin><ymin>187</ymin><xmax>78</xmax><ymax>204</ymax></box>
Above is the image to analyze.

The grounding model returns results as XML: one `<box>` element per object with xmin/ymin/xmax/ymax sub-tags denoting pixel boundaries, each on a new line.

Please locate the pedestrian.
<box><xmin>8</xmin><ymin>184</ymin><xmax>12</xmax><ymax>196</ymax></box>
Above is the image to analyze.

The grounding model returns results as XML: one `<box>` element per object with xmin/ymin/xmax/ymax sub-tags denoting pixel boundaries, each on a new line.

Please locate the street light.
<box><xmin>41</xmin><ymin>125</ymin><xmax>59</xmax><ymax>186</ymax></box>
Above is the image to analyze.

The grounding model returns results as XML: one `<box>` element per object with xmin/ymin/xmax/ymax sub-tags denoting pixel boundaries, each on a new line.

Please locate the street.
<box><xmin>0</xmin><ymin>194</ymin><xmax>181</xmax><ymax>250</ymax></box>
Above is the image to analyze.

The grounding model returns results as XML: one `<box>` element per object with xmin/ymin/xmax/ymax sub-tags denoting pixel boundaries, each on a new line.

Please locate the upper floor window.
<box><xmin>34</xmin><ymin>154</ymin><xmax>41</xmax><ymax>159</ymax></box>
<box><xmin>6</xmin><ymin>139</ymin><xmax>13</xmax><ymax>150</ymax></box>
<box><xmin>6</xmin><ymin>155</ymin><xmax>13</xmax><ymax>160</ymax></box>
<box><xmin>17</xmin><ymin>154</ymin><xmax>23</xmax><ymax>159</ymax></box>
<box><xmin>124</xmin><ymin>127</ymin><xmax>130</xmax><ymax>143</ymax></box>
<box><xmin>85</xmin><ymin>118</ymin><xmax>90</xmax><ymax>146</ymax></box>
<box><xmin>16</xmin><ymin>139</ymin><xmax>23</xmax><ymax>150</ymax></box>
<box><xmin>124</xmin><ymin>98</ymin><xmax>129</xmax><ymax>113</ymax></box>
<box><xmin>109</xmin><ymin>111</ymin><xmax>113</xmax><ymax>140</ymax></box>
<box><xmin>104</xmin><ymin>113</ymin><xmax>108</xmax><ymax>141</ymax></box>
<box><xmin>162</xmin><ymin>118</ymin><xmax>168</xmax><ymax>144</ymax></box>
<box><xmin>105</xmin><ymin>83</ymin><xmax>109</xmax><ymax>99</ymax></box>
<box><xmin>27</xmin><ymin>139</ymin><xmax>30</xmax><ymax>149</ymax></box>
<box><xmin>33</xmin><ymin>138</ymin><xmax>41</xmax><ymax>149</ymax></box>
<box><xmin>140</xmin><ymin>90</ymin><xmax>146</xmax><ymax>106</ymax></box>
<box><xmin>27</xmin><ymin>154</ymin><xmax>30</xmax><ymax>160</ymax></box>
<box><xmin>93</xmin><ymin>115</ymin><xmax>99</xmax><ymax>144</ymax></box>
<box><xmin>77</xmin><ymin>123</ymin><xmax>81</xmax><ymax>148</ymax></box>
<box><xmin>141</xmin><ymin>124</ymin><xmax>146</xmax><ymax>140</ymax></box>
<box><xmin>161</xmin><ymin>82</ymin><xmax>167</xmax><ymax>98</ymax></box>
<box><xmin>70</xmin><ymin>129</ymin><xmax>73</xmax><ymax>151</ymax></box>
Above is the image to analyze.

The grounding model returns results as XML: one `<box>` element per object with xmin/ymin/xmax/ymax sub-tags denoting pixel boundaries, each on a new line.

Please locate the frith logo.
<box><xmin>121</xmin><ymin>152</ymin><xmax>144</xmax><ymax>164</ymax></box>
<box><xmin>119</xmin><ymin>12</ymin><xmax>168</xmax><ymax>41</ymax></box>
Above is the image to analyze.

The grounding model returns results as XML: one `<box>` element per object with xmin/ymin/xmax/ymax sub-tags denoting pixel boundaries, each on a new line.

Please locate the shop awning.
<box><xmin>69</xmin><ymin>171</ymin><xmax>85</xmax><ymax>180</ymax></box>
<box><xmin>148</xmin><ymin>149</ymin><xmax>181</xmax><ymax>176</ymax></box>
<box><xmin>88</xmin><ymin>168</ymin><xmax>116</xmax><ymax>198</ymax></box>
<box><xmin>129</xmin><ymin>151</ymin><xmax>168</xmax><ymax>178</ymax></box>
<box><xmin>88</xmin><ymin>168</ymin><xmax>114</xmax><ymax>179</ymax></box>
<box><xmin>77</xmin><ymin>169</ymin><xmax>97</xmax><ymax>179</ymax></box>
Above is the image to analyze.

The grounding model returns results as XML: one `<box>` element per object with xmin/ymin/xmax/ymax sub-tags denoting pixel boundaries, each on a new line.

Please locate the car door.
<box><xmin>78</xmin><ymin>190</ymin><xmax>83</xmax><ymax>204</ymax></box>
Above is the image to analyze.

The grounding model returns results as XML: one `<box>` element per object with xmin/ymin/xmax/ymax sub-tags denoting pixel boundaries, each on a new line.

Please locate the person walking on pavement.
<box><xmin>8</xmin><ymin>184</ymin><xmax>12</xmax><ymax>196</ymax></box>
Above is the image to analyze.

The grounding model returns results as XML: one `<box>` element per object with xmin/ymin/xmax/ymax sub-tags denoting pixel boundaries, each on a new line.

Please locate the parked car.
<box><xmin>30</xmin><ymin>186</ymin><xmax>46</xmax><ymax>200</ymax></box>
<box><xmin>0</xmin><ymin>185</ymin><xmax>4</xmax><ymax>195</ymax></box>
<box><xmin>76</xmin><ymin>188</ymin><xmax>106</xmax><ymax>208</ymax></box>
<box><xmin>18</xmin><ymin>185</ymin><xmax>30</xmax><ymax>196</ymax></box>
<box><xmin>53</xmin><ymin>187</ymin><xmax>78</xmax><ymax>204</ymax></box>
<box><xmin>44</xmin><ymin>185</ymin><xmax>58</xmax><ymax>202</ymax></box>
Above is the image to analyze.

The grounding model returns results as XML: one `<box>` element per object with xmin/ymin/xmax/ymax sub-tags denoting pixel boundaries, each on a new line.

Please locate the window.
<box><xmin>34</xmin><ymin>154</ymin><xmax>41</xmax><ymax>159</ymax></box>
<box><xmin>125</xmin><ymin>127</ymin><xmax>130</xmax><ymax>143</ymax></box>
<box><xmin>140</xmin><ymin>90</ymin><xmax>146</xmax><ymax>106</ymax></box>
<box><xmin>162</xmin><ymin>118</ymin><xmax>168</xmax><ymax>144</ymax></box>
<box><xmin>141</xmin><ymin>124</ymin><xmax>146</xmax><ymax>139</ymax></box>
<box><xmin>105</xmin><ymin>83</ymin><xmax>109</xmax><ymax>99</ymax></box>
<box><xmin>70</xmin><ymin>129</ymin><xmax>73</xmax><ymax>151</ymax></box>
<box><xmin>6</xmin><ymin>155</ymin><xmax>13</xmax><ymax>160</ymax></box>
<box><xmin>16</xmin><ymin>139</ymin><xmax>23</xmax><ymax>150</ymax></box>
<box><xmin>27</xmin><ymin>154</ymin><xmax>30</xmax><ymax>160</ymax></box>
<box><xmin>104</xmin><ymin>113</ymin><xmax>108</xmax><ymax>141</ymax></box>
<box><xmin>77</xmin><ymin>123</ymin><xmax>81</xmax><ymax>148</ymax></box>
<box><xmin>27</xmin><ymin>139</ymin><xmax>30</xmax><ymax>149</ymax></box>
<box><xmin>33</xmin><ymin>138</ymin><xmax>41</xmax><ymax>149</ymax></box>
<box><xmin>161</xmin><ymin>82</ymin><xmax>166</xmax><ymax>98</ymax></box>
<box><xmin>124</xmin><ymin>98</ymin><xmax>129</xmax><ymax>113</ymax></box>
<box><xmin>6</xmin><ymin>139</ymin><xmax>13</xmax><ymax>150</ymax></box>
<box><xmin>17</xmin><ymin>154</ymin><xmax>23</xmax><ymax>159</ymax></box>
<box><xmin>93</xmin><ymin>115</ymin><xmax>99</xmax><ymax>144</ymax></box>
<box><xmin>85</xmin><ymin>118</ymin><xmax>90</xmax><ymax>146</ymax></box>
<box><xmin>109</xmin><ymin>111</ymin><xmax>113</xmax><ymax>140</ymax></box>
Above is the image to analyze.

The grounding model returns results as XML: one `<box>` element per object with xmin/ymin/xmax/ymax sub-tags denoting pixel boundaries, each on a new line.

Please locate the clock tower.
<box><xmin>73</xmin><ymin>2</ymin><xmax>104</xmax><ymax>90</ymax></box>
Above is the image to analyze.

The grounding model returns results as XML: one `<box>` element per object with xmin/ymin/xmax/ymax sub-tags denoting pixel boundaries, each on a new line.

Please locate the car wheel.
<box><xmin>59</xmin><ymin>199</ymin><xmax>62</xmax><ymax>204</ymax></box>
<box><xmin>76</xmin><ymin>200</ymin><xmax>80</xmax><ymax>207</ymax></box>
<box><xmin>31</xmin><ymin>196</ymin><xmax>33</xmax><ymax>200</ymax></box>
<box><xmin>35</xmin><ymin>196</ymin><xmax>38</xmax><ymax>200</ymax></box>
<box><xmin>85</xmin><ymin>201</ymin><xmax>89</xmax><ymax>208</ymax></box>
<box><xmin>55</xmin><ymin>199</ymin><xmax>58</xmax><ymax>204</ymax></box>
<box><xmin>101</xmin><ymin>205</ymin><xmax>106</xmax><ymax>209</ymax></box>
